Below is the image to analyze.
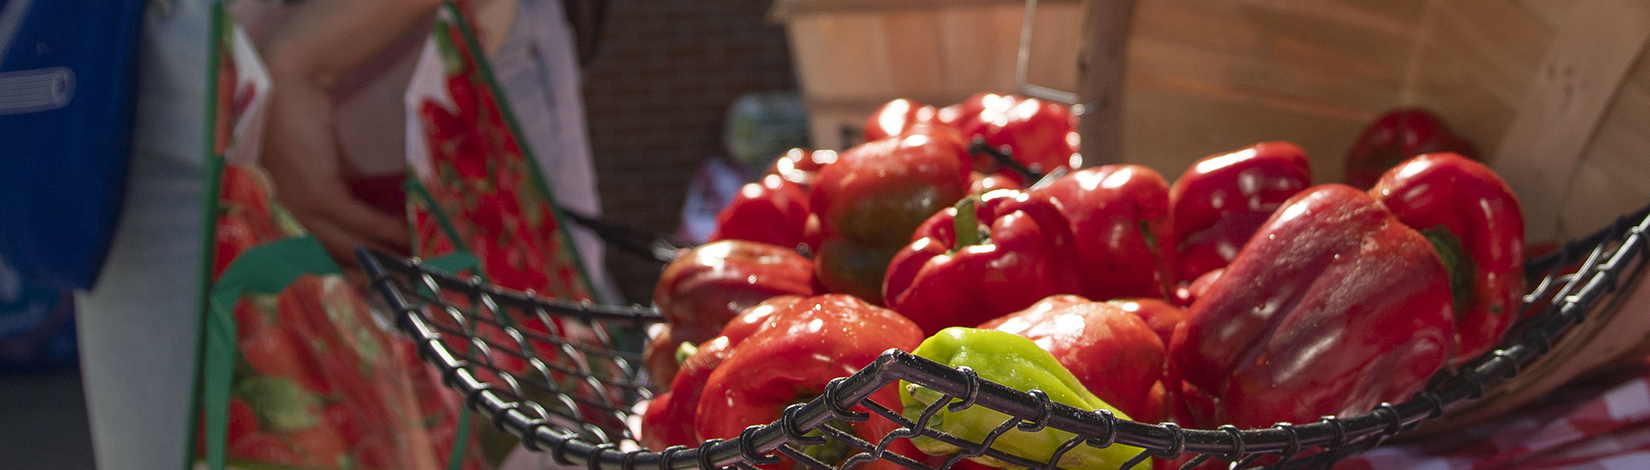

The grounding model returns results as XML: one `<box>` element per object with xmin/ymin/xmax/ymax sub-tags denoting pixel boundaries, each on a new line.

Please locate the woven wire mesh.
<box><xmin>359</xmin><ymin>203</ymin><xmax>1650</xmax><ymax>470</ymax></box>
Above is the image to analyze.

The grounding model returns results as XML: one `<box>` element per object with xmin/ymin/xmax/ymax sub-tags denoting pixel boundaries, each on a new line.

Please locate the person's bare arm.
<box><xmin>260</xmin><ymin>0</ymin><xmax>443</xmax><ymax>265</ymax></box>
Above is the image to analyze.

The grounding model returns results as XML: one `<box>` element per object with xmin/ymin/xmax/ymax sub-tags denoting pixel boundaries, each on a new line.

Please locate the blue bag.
<box><xmin>0</xmin><ymin>0</ymin><xmax>148</xmax><ymax>289</ymax></box>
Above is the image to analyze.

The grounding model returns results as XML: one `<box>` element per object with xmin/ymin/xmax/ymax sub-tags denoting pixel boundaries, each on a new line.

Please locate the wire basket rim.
<box><xmin>358</xmin><ymin>202</ymin><xmax>1650</xmax><ymax>470</ymax></box>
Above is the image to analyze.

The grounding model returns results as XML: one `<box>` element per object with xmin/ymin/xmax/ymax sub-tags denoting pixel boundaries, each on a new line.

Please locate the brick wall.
<box><xmin>582</xmin><ymin>0</ymin><xmax>799</xmax><ymax>303</ymax></box>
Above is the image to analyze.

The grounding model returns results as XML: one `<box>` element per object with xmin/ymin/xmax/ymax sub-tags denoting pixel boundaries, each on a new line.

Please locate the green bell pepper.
<box><xmin>901</xmin><ymin>328</ymin><xmax>1141</xmax><ymax>469</ymax></box>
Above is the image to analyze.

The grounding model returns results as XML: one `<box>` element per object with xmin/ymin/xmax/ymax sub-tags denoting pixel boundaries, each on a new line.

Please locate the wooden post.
<box><xmin>1075</xmin><ymin>0</ymin><xmax>1136</xmax><ymax>166</ymax></box>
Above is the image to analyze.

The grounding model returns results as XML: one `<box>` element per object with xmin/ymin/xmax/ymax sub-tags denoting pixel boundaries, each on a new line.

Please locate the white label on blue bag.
<box><xmin>0</xmin><ymin>66</ymin><xmax>74</xmax><ymax>115</ymax></box>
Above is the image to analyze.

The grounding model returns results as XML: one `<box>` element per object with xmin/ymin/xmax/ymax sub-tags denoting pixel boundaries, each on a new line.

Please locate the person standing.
<box><xmin>75</xmin><ymin>1</ymin><xmax>614</xmax><ymax>468</ymax></box>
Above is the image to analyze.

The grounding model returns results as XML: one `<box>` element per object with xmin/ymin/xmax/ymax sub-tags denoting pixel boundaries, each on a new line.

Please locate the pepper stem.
<box><xmin>674</xmin><ymin>342</ymin><xmax>698</xmax><ymax>365</ymax></box>
<box><xmin>797</xmin><ymin>420</ymin><xmax>854</xmax><ymax>470</ymax></box>
<box><xmin>1138</xmin><ymin>219</ymin><xmax>1158</xmax><ymax>253</ymax></box>
<box><xmin>952</xmin><ymin>196</ymin><xmax>982</xmax><ymax>251</ymax></box>
<box><xmin>1421</xmin><ymin>226</ymin><xmax>1476</xmax><ymax>318</ymax></box>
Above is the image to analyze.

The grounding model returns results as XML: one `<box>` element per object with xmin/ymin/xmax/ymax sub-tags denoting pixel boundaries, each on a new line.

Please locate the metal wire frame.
<box><xmin>358</xmin><ymin>202</ymin><xmax>1650</xmax><ymax>470</ymax></box>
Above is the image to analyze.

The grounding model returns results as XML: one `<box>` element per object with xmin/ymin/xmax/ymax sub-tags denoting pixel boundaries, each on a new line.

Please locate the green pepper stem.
<box><xmin>953</xmin><ymin>196</ymin><xmax>981</xmax><ymax>251</ymax></box>
<box><xmin>675</xmin><ymin>342</ymin><xmax>698</xmax><ymax>366</ymax></box>
<box><xmin>1138</xmin><ymin>219</ymin><xmax>1158</xmax><ymax>253</ymax></box>
<box><xmin>1421</xmin><ymin>226</ymin><xmax>1476</xmax><ymax>317</ymax></box>
<box><xmin>797</xmin><ymin>420</ymin><xmax>853</xmax><ymax>469</ymax></box>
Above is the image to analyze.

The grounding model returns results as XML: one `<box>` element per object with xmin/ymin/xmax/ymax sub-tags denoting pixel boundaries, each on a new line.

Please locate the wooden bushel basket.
<box><xmin>777</xmin><ymin>0</ymin><xmax>1650</xmax><ymax>433</ymax></box>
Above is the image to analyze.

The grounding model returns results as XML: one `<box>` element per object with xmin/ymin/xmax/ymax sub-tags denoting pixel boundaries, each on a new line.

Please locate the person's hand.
<box><xmin>258</xmin><ymin>0</ymin><xmax>443</xmax><ymax>271</ymax></box>
<box><xmin>261</xmin><ymin>140</ymin><xmax>409</xmax><ymax>269</ymax></box>
<box><xmin>261</xmin><ymin>50</ymin><xmax>410</xmax><ymax>271</ymax></box>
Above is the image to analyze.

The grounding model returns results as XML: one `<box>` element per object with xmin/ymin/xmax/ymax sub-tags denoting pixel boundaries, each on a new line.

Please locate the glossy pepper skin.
<box><xmin>765</xmin><ymin>148</ymin><xmax>838</xmax><ymax>190</ymax></box>
<box><xmin>1371</xmin><ymin>153</ymin><xmax>1524</xmax><ymax>365</ymax></box>
<box><xmin>949</xmin><ymin>94</ymin><xmax>1080</xmax><ymax>184</ymax></box>
<box><xmin>1169</xmin><ymin>141</ymin><xmax>1313</xmax><ymax>283</ymax></box>
<box><xmin>639</xmin><ymin>296</ymin><xmax>799</xmax><ymax>451</ymax></box>
<box><xmin>1346</xmin><ymin>109</ymin><xmax>1478</xmax><ymax>190</ymax></box>
<box><xmin>1033</xmin><ymin>165</ymin><xmax>1177</xmax><ymax>301</ymax></box>
<box><xmin>809</xmin><ymin>131</ymin><xmax>971</xmax><ymax>302</ymax></box>
<box><xmin>1109</xmin><ymin>298</ymin><xmax>1187</xmax><ymax>348</ymax></box>
<box><xmin>935</xmin><ymin>93</ymin><xmax>991</xmax><ymax>127</ymax></box>
<box><xmin>979</xmin><ymin>296</ymin><xmax>1167</xmax><ymax>422</ymax></box>
<box><xmin>647</xmin><ymin>241</ymin><xmax>818</xmax><ymax>384</ymax></box>
<box><xmin>902</xmin><ymin>328</ymin><xmax>1140</xmax><ymax>469</ymax></box>
<box><xmin>694</xmin><ymin>295</ymin><xmax>926</xmax><ymax>470</ymax></box>
<box><xmin>1170</xmin><ymin>268</ymin><xmax>1222</xmax><ymax>309</ymax></box>
<box><xmin>883</xmin><ymin>191</ymin><xmax>1083</xmax><ymax>334</ymax></box>
<box><xmin>641</xmin><ymin>325</ymin><xmax>685</xmax><ymax>391</ymax></box>
<box><xmin>865</xmin><ymin>99</ymin><xmax>939</xmax><ymax>142</ymax></box>
<box><xmin>969</xmin><ymin>171</ymin><xmax>1021</xmax><ymax>195</ymax></box>
<box><xmin>1167</xmin><ymin>184</ymin><xmax>1457</xmax><ymax>429</ymax></box>
<box><xmin>708</xmin><ymin>174</ymin><xmax>813</xmax><ymax>251</ymax></box>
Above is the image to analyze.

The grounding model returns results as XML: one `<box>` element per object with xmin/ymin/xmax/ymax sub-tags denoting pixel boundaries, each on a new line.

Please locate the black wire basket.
<box><xmin>358</xmin><ymin>203</ymin><xmax>1650</xmax><ymax>470</ymax></box>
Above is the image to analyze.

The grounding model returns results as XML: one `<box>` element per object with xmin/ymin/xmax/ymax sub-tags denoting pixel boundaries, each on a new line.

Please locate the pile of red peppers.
<box><xmin>642</xmin><ymin>95</ymin><xmax>1526</xmax><ymax>468</ymax></box>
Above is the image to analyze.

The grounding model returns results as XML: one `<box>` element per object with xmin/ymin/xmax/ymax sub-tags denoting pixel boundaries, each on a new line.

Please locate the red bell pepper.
<box><xmin>1170</xmin><ymin>268</ymin><xmax>1222</xmax><ymax>309</ymax></box>
<box><xmin>950</xmin><ymin>94</ymin><xmax>1080</xmax><ymax>184</ymax></box>
<box><xmin>1110</xmin><ymin>298</ymin><xmax>1187</xmax><ymax>347</ymax></box>
<box><xmin>639</xmin><ymin>333</ymin><xmax>750</xmax><ymax>451</ymax></box>
<box><xmin>645</xmin><ymin>295</ymin><xmax>924</xmax><ymax>470</ymax></box>
<box><xmin>883</xmin><ymin>190</ymin><xmax>1083</xmax><ymax>334</ymax></box>
<box><xmin>654</xmin><ymin>240</ymin><xmax>819</xmax><ymax>335</ymax></box>
<box><xmin>935</xmin><ymin>93</ymin><xmax>990</xmax><ymax>127</ymax></box>
<box><xmin>708</xmin><ymin>174</ymin><xmax>813</xmax><ymax>251</ymax></box>
<box><xmin>640</xmin><ymin>295</ymin><xmax>801</xmax><ymax>451</ymax></box>
<box><xmin>864</xmin><ymin>99</ymin><xmax>939</xmax><ymax>142</ymax></box>
<box><xmin>1032</xmin><ymin>165</ymin><xmax>1177</xmax><ymax>301</ymax></box>
<box><xmin>809</xmin><ymin>131</ymin><xmax>971</xmax><ymax>302</ymax></box>
<box><xmin>969</xmin><ymin>171</ymin><xmax>1021</xmax><ymax>194</ymax></box>
<box><xmin>641</xmin><ymin>324</ymin><xmax>682</xmax><ymax>389</ymax></box>
<box><xmin>1169</xmin><ymin>141</ymin><xmax>1313</xmax><ymax>283</ymax></box>
<box><xmin>765</xmin><ymin>148</ymin><xmax>838</xmax><ymax>189</ymax></box>
<box><xmin>647</xmin><ymin>241</ymin><xmax>818</xmax><ymax>383</ymax></box>
<box><xmin>1346</xmin><ymin>109</ymin><xmax>1478</xmax><ymax>190</ymax></box>
<box><xmin>1371</xmin><ymin>152</ymin><xmax>1524</xmax><ymax>365</ymax></box>
<box><xmin>1168</xmin><ymin>184</ymin><xmax>1457</xmax><ymax>429</ymax></box>
<box><xmin>979</xmin><ymin>295</ymin><xmax>1167</xmax><ymax>422</ymax></box>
